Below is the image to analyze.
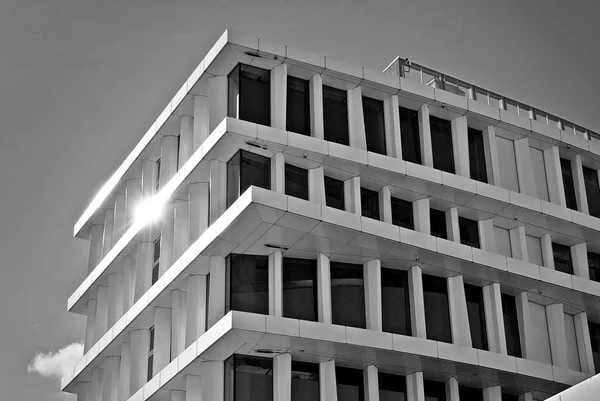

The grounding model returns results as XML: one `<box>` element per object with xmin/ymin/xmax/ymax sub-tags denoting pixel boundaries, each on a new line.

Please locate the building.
<box><xmin>61</xmin><ymin>29</ymin><xmax>600</xmax><ymax>401</ymax></box>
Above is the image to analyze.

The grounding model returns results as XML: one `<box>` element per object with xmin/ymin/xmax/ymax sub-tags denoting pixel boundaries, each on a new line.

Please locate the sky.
<box><xmin>1</xmin><ymin>0</ymin><xmax>599</xmax><ymax>399</ymax></box>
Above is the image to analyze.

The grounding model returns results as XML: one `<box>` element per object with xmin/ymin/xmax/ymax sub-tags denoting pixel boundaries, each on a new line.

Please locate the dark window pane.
<box><xmin>226</xmin><ymin>151</ymin><xmax>241</xmax><ymax>207</ymax></box>
<box><xmin>423</xmin><ymin>275</ymin><xmax>452</xmax><ymax>343</ymax></box>
<box><xmin>285</xmin><ymin>164</ymin><xmax>309</xmax><ymax>200</ymax></box>
<box><xmin>589</xmin><ymin>252</ymin><xmax>600</xmax><ymax>283</ymax></box>
<box><xmin>584</xmin><ymin>166</ymin><xmax>600</xmax><ymax>218</ymax></box>
<box><xmin>430</xmin><ymin>116</ymin><xmax>455</xmax><ymax>174</ymax></box>
<box><xmin>149</xmin><ymin>326</ymin><xmax>155</xmax><ymax>351</ymax></box>
<box><xmin>459</xmin><ymin>386</ymin><xmax>483</xmax><ymax>401</ymax></box>
<box><xmin>465</xmin><ymin>284</ymin><xmax>488</xmax><ymax>350</ymax></box>
<box><xmin>379</xmin><ymin>372</ymin><xmax>406</xmax><ymax>401</ymax></box>
<box><xmin>228</xmin><ymin>64</ymin><xmax>271</xmax><ymax>126</ymax></box>
<box><xmin>382</xmin><ymin>268</ymin><xmax>411</xmax><ymax>336</ymax></box>
<box><xmin>331</xmin><ymin>262</ymin><xmax>366</xmax><ymax>328</ymax></box>
<box><xmin>363</xmin><ymin>97</ymin><xmax>386</xmax><ymax>155</ymax></box>
<box><xmin>287</xmin><ymin>76</ymin><xmax>310</xmax><ymax>136</ymax></box>
<box><xmin>323</xmin><ymin>86</ymin><xmax>349</xmax><ymax>145</ymax></box>
<box><xmin>502</xmin><ymin>394</ymin><xmax>519</xmax><ymax>401</ymax></box>
<box><xmin>459</xmin><ymin>217</ymin><xmax>480</xmax><ymax>248</ymax></box>
<box><xmin>468</xmin><ymin>127</ymin><xmax>488</xmax><ymax>183</ymax></box>
<box><xmin>424</xmin><ymin>380</ymin><xmax>446</xmax><ymax>401</ymax></box>
<box><xmin>227</xmin><ymin>150</ymin><xmax>271</xmax><ymax>207</ymax></box>
<box><xmin>152</xmin><ymin>265</ymin><xmax>159</xmax><ymax>285</ymax></box>
<box><xmin>336</xmin><ymin>367</ymin><xmax>364</xmax><ymax>401</ymax></box>
<box><xmin>228</xmin><ymin>254</ymin><xmax>269</xmax><ymax>314</ymax></box>
<box><xmin>430</xmin><ymin>208</ymin><xmax>447</xmax><ymax>239</ymax></box>
<box><xmin>399</xmin><ymin>107</ymin><xmax>422</xmax><ymax>164</ymax></box>
<box><xmin>361</xmin><ymin>187</ymin><xmax>380</xmax><ymax>220</ymax></box>
<box><xmin>153</xmin><ymin>236</ymin><xmax>161</xmax><ymax>263</ymax></box>
<box><xmin>292</xmin><ymin>361</ymin><xmax>319</xmax><ymax>401</ymax></box>
<box><xmin>561</xmin><ymin>158</ymin><xmax>578</xmax><ymax>210</ymax></box>
<box><xmin>283</xmin><ymin>258</ymin><xmax>317</xmax><ymax>321</ymax></box>
<box><xmin>325</xmin><ymin>176</ymin><xmax>345</xmax><ymax>210</ymax></box>
<box><xmin>391</xmin><ymin>197</ymin><xmax>414</xmax><ymax>230</ymax></box>
<box><xmin>147</xmin><ymin>355</ymin><xmax>153</xmax><ymax>380</ymax></box>
<box><xmin>553</xmin><ymin>242</ymin><xmax>573</xmax><ymax>275</ymax></box>
<box><xmin>502</xmin><ymin>293</ymin><xmax>522</xmax><ymax>358</ymax></box>
<box><xmin>589</xmin><ymin>321</ymin><xmax>600</xmax><ymax>374</ymax></box>
<box><xmin>233</xmin><ymin>355</ymin><xmax>273</xmax><ymax>401</ymax></box>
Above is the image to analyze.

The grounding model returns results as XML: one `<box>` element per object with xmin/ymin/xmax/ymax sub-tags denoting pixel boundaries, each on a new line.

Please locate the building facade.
<box><xmin>62</xmin><ymin>29</ymin><xmax>600</xmax><ymax>401</ymax></box>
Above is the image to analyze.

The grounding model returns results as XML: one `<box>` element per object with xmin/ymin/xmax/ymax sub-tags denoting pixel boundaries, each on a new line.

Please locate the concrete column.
<box><xmin>88</xmin><ymin>224</ymin><xmax>105</xmax><ymax>273</ymax></box>
<box><xmin>572</xmin><ymin>243</ymin><xmax>589</xmax><ymax>279</ymax></box>
<box><xmin>317</xmin><ymin>253</ymin><xmax>332</xmax><ymax>324</ymax></box>
<box><xmin>95</xmin><ymin>286</ymin><xmax>109</xmax><ymax>342</ymax></box>
<box><xmin>208</xmin><ymin>256</ymin><xmax>226</xmax><ymax>328</ymax></box>
<box><xmin>572</xmin><ymin>155</ymin><xmax>589</xmax><ymax>213</ymax></box>
<box><xmin>141</xmin><ymin>159</ymin><xmax>158</xmax><ymax>199</ymax></box>
<box><xmin>171</xmin><ymin>290</ymin><xmax>187</xmax><ymax>359</ymax></box>
<box><xmin>91</xmin><ymin>367</ymin><xmax>104</xmax><ymax>401</ymax></box>
<box><xmin>153</xmin><ymin>307</ymin><xmax>172</xmax><ymax>375</ymax></box>
<box><xmin>160</xmin><ymin>135</ymin><xmax>179</xmax><ymax>188</ymax></box>
<box><xmin>364</xmin><ymin>365</ymin><xmax>379</xmax><ymax>401</ymax></box>
<box><xmin>574</xmin><ymin>312</ymin><xmax>595</xmax><ymax>374</ymax></box>
<box><xmin>189</xmin><ymin>182</ymin><xmax>209</xmax><ymax>242</ymax></box>
<box><xmin>540</xmin><ymin>233</ymin><xmax>554</xmax><ymax>270</ymax></box>
<box><xmin>113</xmin><ymin>193</ymin><xmax>127</xmax><ymax>243</ymax></box>
<box><xmin>271</xmin><ymin>153</ymin><xmax>285</xmax><ymax>194</ymax></box>
<box><xmin>364</xmin><ymin>259</ymin><xmax>383</xmax><ymax>331</ymax></box>
<box><xmin>451</xmin><ymin>116</ymin><xmax>469</xmax><ymax>177</ymax></box>
<box><xmin>384</xmin><ymin>95</ymin><xmax>402</xmax><ymax>159</ymax></box>
<box><xmin>518</xmin><ymin>393</ymin><xmax>534</xmax><ymax>401</ymax></box>
<box><xmin>409</xmin><ymin>266</ymin><xmax>427</xmax><ymax>338</ymax></box>
<box><xmin>170</xmin><ymin>390</ymin><xmax>185</xmax><ymax>401</ymax></box>
<box><xmin>308</xmin><ymin>167</ymin><xmax>326</xmax><ymax>205</ymax></box>
<box><xmin>271</xmin><ymin>63</ymin><xmax>287</xmax><ymax>130</ymax></box>
<box><xmin>186</xmin><ymin>375</ymin><xmax>203</xmax><ymax>401</ymax></box>
<box><xmin>186</xmin><ymin>275</ymin><xmax>207</xmax><ymax>347</ymax></box>
<box><xmin>202</xmin><ymin>361</ymin><xmax>224</xmax><ymax>401</ymax></box>
<box><xmin>107</xmin><ymin>272</ymin><xmax>124</xmax><ymax>327</ymax></box>
<box><xmin>483</xmin><ymin>126</ymin><xmax>501</xmax><ymax>186</ymax></box>
<box><xmin>193</xmin><ymin>95</ymin><xmax>209</xmax><ymax>150</ymax></box>
<box><xmin>179</xmin><ymin>115</ymin><xmax>194</xmax><ymax>168</ymax></box>
<box><xmin>515</xmin><ymin>292</ymin><xmax>533</xmax><ymax>360</ymax></box>
<box><xmin>509</xmin><ymin>226</ymin><xmax>528</xmax><ymax>262</ymax></box>
<box><xmin>101</xmin><ymin>356</ymin><xmax>120</xmax><ymax>401</ymax></box>
<box><xmin>544</xmin><ymin>146</ymin><xmax>566</xmax><ymax>207</ymax></box>
<box><xmin>209</xmin><ymin>160</ymin><xmax>227</xmax><ymax>224</ymax></box>
<box><xmin>102</xmin><ymin>209</ymin><xmax>115</xmax><ymax>258</ymax></box>
<box><xmin>445</xmin><ymin>377</ymin><xmax>459</xmax><ymax>401</ymax></box>
<box><xmin>309</xmin><ymin>74</ymin><xmax>324</xmax><ymax>140</ymax></box>
<box><xmin>445</xmin><ymin>208</ymin><xmax>460</xmax><ymax>243</ymax></box>
<box><xmin>478</xmin><ymin>219</ymin><xmax>496</xmax><ymax>252</ymax></box>
<box><xmin>118</xmin><ymin>343</ymin><xmax>131</xmax><ymax>401</ymax></box>
<box><xmin>482</xmin><ymin>386</ymin><xmax>502</xmax><ymax>401</ymax></box>
<box><xmin>319</xmin><ymin>360</ymin><xmax>337</xmax><ymax>401</ymax></box>
<box><xmin>269</xmin><ymin>250</ymin><xmax>283</xmax><ymax>316</ymax></box>
<box><xmin>413</xmin><ymin>198</ymin><xmax>430</xmax><ymax>234</ymax></box>
<box><xmin>406</xmin><ymin>371</ymin><xmax>424</xmax><ymax>401</ymax></box>
<box><xmin>173</xmin><ymin>199</ymin><xmax>190</xmax><ymax>262</ymax></box>
<box><xmin>77</xmin><ymin>381</ymin><xmax>92</xmax><ymax>401</ymax></box>
<box><xmin>85</xmin><ymin>299</ymin><xmax>97</xmax><ymax>352</ymax></box>
<box><xmin>160</xmin><ymin>206</ymin><xmax>175</xmax><ymax>276</ymax></box>
<box><xmin>273</xmin><ymin>353</ymin><xmax>291</xmax><ymax>401</ymax></box>
<box><xmin>448</xmin><ymin>275</ymin><xmax>472</xmax><ymax>347</ymax></box>
<box><xmin>123</xmin><ymin>255</ymin><xmax>136</xmax><ymax>311</ymax></box>
<box><xmin>514</xmin><ymin>138</ymin><xmax>538</xmax><ymax>198</ymax></box>
<box><xmin>483</xmin><ymin>283</ymin><xmax>507</xmax><ymax>354</ymax></box>
<box><xmin>347</xmin><ymin>86</ymin><xmax>367</xmax><ymax>150</ymax></box>
<box><xmin>208</xmin><ymin>76</ymin><xmax>228</xmax><ymax>134</ymax></box>
<box><xmin>379</xmin><ymin>186</ymin><xmax>392</xmax><ymax>224</ymax></box>
<box><xmin>344</xmin><ymin>176</ymin><xmax>361</xmax><ymax>214</ymax></box>
<box><xmin>125</xmin><ymin>178</ymin><xmax>142</xmax><ymax>228</ymax></box>
<box><xmin>546</xmin><ymin>303</ymin><xmax>568</xmax><ymax>368</ymax></box>
<box><xmin>135</xmin><ymin>241</ymin><xmax>153</xmax><ymax>300</ymax></box>
<box><xmin>418</xmin><ymin>105</ymin><xmax>433</xmax><ymax>168</ymax></box>
<box><xmin>129</xmin><ymin>329</ymin><xmax>150</xmax><ymax>394</ymax></box>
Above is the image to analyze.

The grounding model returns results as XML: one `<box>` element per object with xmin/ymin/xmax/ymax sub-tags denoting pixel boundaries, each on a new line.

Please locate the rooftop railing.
<box><xmin>384</xmin><ymin>57</ymin><xmax>600</xmax><ymax>142</ymax></box>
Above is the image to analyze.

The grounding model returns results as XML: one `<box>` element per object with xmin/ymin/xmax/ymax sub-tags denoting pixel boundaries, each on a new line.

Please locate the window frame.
<box><xmin>459</xmin><ymin>216</ymin><xmax>480</xmax><ymax>248</ymax></box>
<box><xmin>552</xmin><ymin>242</ymin><xmax>574</xmax><ymax>275</ymax></box>
<box><xmin>360</xmin><ymin>187</ymin><xmax>380</xmax><ymax>220</ymax></box>
<box><xmin>324</xmin><ymin>176</ymin><xmax>345</xmax><ymax>210</ymax></box>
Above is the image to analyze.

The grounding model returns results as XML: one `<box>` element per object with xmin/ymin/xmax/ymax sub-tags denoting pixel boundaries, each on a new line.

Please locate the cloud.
<box><xmin>28</xmin><ymin>342</ymin><xmax>83</xmax><ymax>381</ymax></box>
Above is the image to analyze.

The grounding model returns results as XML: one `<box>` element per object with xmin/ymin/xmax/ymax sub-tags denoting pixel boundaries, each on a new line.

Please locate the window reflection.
<box><xmin>285</xmin><ymin>164</ymin><xmax>309</xmax><ymax>200</ymax></box>
<box><xmin>336</xmin><ymin>366</ymin><xmax>364</xmax><ymax>401</ymax></box>
<box><xmin>227</xmin><ymin>254</ymin><xmax>269</xmax><ymax>314</ymax></box>
<box><xmin>391</xmin><ymin>197</ymin><xmax>413</xmax><ymax>230</ymax></box>
<box><xmin>225</xmin><ymin>355</ymin><xmax>273</xmax><ymax>401</ymax></box>
<box><xmin>468</xmin><ymin>127</ymin><xmax>488</xmax><ymax>183</ymax></box>
<box><xmin>379</xmin><ymin>372</ymin><xmax>406</xmax><ymax>401</ymax></box>
<box><xmin>361</xmin><ymin>187</ymin><xmax>380</xmax><ymax>220</ymax></box>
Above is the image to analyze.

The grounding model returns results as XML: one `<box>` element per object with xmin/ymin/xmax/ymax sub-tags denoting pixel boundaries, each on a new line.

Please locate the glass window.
<box><xmin>226</xmin><ymin>355</ymin><xmax>273</xmax><ymax>401</ymax></box>
<box><xmin>291</xmin><ymin>361</ymin><xmax>319</xmax><ymax>401</ymax></box>
<box><xmin>465</xmin><ymin>284</ymin><xmax>488</xmax><ymax>350</ymax></box>
<box><xmin>553</xmin><ymin>242</ymin><xmax>573</xmax><ymax>275</ymax></box>
<box><xmin>323</xmin><ymin>86</ymin><xmax>349</xmax><ymax>145</ymax></box>
<box><xmin>285</xmin><ymin>164</ymin><xmax>309</xmax><ymax>200</ymax></box>
<box><xmin>325</xmin><ymin>176</ymin><xmax>345</xmax><ymax>210</ymax></box>
<box><xmin>424</xmin><ymin>379</ymin><xmax>446</xmax><ymax>401</ymax></box>
<box><xmin>227</xmin><ymin>254</ymin><xmax>269</xmax><ymax>314</ymax></box>
<box><xmin>399</xmin><ymin>107</ymin><xmax>422</xmax><ymax>164</ymax></box>
<box><xmin>583</xmin><ymin>166</ymin><xmax>600</xmax><ymax>218</ymax></box>
<box><xmin>502</xmin><ymin>395</ymin><xmax>519</xmax><ymax>401</ymax></box>
<box><xmin>561</xmin><ymin>158</ymin><xmax>578</xmax><ymax>210</ymax></box>
<box><xmin>152</xmin><ymin>235</ymin><xmax>161</xmax><ymax>284</ymax></box>
<box><xmin>336</xmin><ymin>366</ymin><xmax>364</xmax><ymax>401</ymax></box>
<box><xmin>361</xmin><ymin>187</ymin><xmax>380</xmax><ymax>220</ymax></box>
<box><xmin>391</xmin><ymin>197</ymin><xmax>413</xmax><ymax>230</ymax></box>
<box><xmin>227</xmin><ymin>150</ymin><xmax>271</xmax><ymax>207</ymax></box>
<box><xmin>363</xmin><ymin>97</ymin><xmax>386</xmax><ymax>155</ymax></box>
<box><xmin>156</xmin><ymin>158</ymin><xmax>162</xmax><ymax>191</ymax></box>
<box><xmin>459</xmin><ymin>386</ymin><xmax>483</xmax><ymax>401</ymax></box>
<box><xmin>147</xmin><ymin>325</ymin><xmax>155</xmax><ymax>380</ymax></box>
<box><xmin>423</xmin><ymin>275</ymin><xmax>452</xmax><ymax>343</ymax></box>
<box><xmin>379</xmin><ymin>372</ymin><xmax>406</xmax><ymax>401</ymax></box>
<box><xmin>459</xmin><ymin>217</ymin><xmax>480</xmax><ymax>248</ymax></box>
<box><xmin>468</xmin><ymin>127</ymin><xmax>487</xmax><ymax>183</ymax></box>
<box><xmin>331</xmin><ymin>262</ymin><xmax>366</xmax><ymax>328</ymax></box>
<box><xmin>382</xmin><ymin>268</ymin><xmax>411</xmax><ymax>336</ymax></box>
<box><xmin>430</xmin><ymin>116</ymin><xmax>455</xmax><ymax>174</ymax></box>
<box><xmin>589</xmin><ymin>320</ymin><xmax>600</xmax><ymax>374</ymax></box>
<box><xmin>430</xmin><ymin>208</ymin><xmax>447</xmax><ymax>239</ymax></box>
<box><xmin>283</xmin><ymin>258</ymin><xmax>317</xmax><ymax>321</ymax></box>
<box><xmin>588</xmin><ymin>252</ymin><xmax>600</xmax><ymax>282</ymax></box>
<box><xmin>228</xmin><ymin>64</ymin><xmax>271</xmax><ymax>126</ymax></box>
<box><xmin>502</xmin><ymin>293</ymin><xmax>522</xmax><ymax>358</ymax></box>
<box><xmin>287</xmin><ymin>76</ymin><xmax>310</xmax><ymax>136</ymax></box>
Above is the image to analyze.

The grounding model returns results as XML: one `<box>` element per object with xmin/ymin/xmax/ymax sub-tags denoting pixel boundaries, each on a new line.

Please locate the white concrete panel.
<box><xmin>319</xmin><ymin>360</ymin><xmax>337</xmax><ymax>401</ymax></box>
<box><xmin>445</xmin><ymin>377</ymin><xmax>459</xmax><ymax>401</ymax></box>
<box><xmin>483</xmin><ymin>126</ymin><xmax>500</xmax><ymax>186</ymax></box>
<box><xmin>514</xmin><ymin>138</ymin><xmax>538</xmax><ymax>198</ymax></box>
<box><xmin>271</xmin><ymin>63</ymin><xmax>287</xmax><ymax>130</ymax></box>
<box><xmin>528</xmin><ymin>302</ymin><xmax>552</xmax><ymax>365</ymax></box>
<box><xmin>193</xmin><ymin>95</ymin><xmax>209</xmax><ymax>151</ymax></box>
<box><xmin>189</xmin><ymin>182</ymin><xmax>209</xmax><ymax>243</ymax></box>
<box><xmin>384</xmin><ymin>95</ymin><xmax>402</xmax><ymax>158</ymax></box>
<box><xmin>186</xmin><ymin>275</ymin><xmax>207</xmax><ymax>347</ymax></box>
<box><xmin>547</xmin><ymin>303</ymin><xmax>568</xmax><ymax>369</ymax></box>
<box><xmin>273</xmin><ymin>353</ymin><xmax>291</xmax><ymax>401</ymax></box>
<box><xmin>309</xmin><ymin>74</ymin><xmax>324</xmax><ymax>140</ymax></box>
<box><xmin>412</xmin><ymin>198</ymin><xmax>430</xmax><ymax>234</ymax></box>
<box><xmin>530</xmin><ymin>147</ymin><xmax>550</xmax><ymax>202</ymax></box>
<box><xmin>496</xmin><ymin>136</ymin><xmax>520</xmax><ymax>193</ymax></box>
<box><xmin>208</xmin><ymin>76</ymin><xmax>227</xmax><ymax>134</ymax></box>
<box><xmin>526</xmin><ymin>235</ymin><xmax>543</xmax><ymax>266</ymax></box>
<box><xmin>574</xmin><ymin>312</ymin><xmax>595</xmax><ymax>374</ymax></box>
<box><xmin>564</xmin><ymin>313</ymin><xmax>581</xmax><ymax>372</ymax></box>
<box><xmin>406</xmin><ymin>371</ymin><xmax>424</xmax><ymax>401</ymax></box>
<box><xmin>364</xmin><ymin>259</ymin><xmax>383</xmax><ymax>331</ymax></box>
<box><xmin>571</xmin><ymin>243</ymin><xmax>589</xmax><ymax>279</ymax></box>
<box><xmin>153</xmin><ymin>307</ymin><xmax>172</xmax><ymax>375</ymax></box>
<box><xmin>347</xmin><ymin>86</ymin><xmax>367</xmax><ymax>150</ymax></box>
<box><xmin>171</xmin><ymin>290</ymin><xmax>187</xmax><ymax>359</ymax></box>
<box><xmin>309</xmin><ymin>167</ymin><xmax>326</xmax><ymax>205</ymax></box>
<box><xmin>544</xmin><ymin>146</ymin><xmax>566</xmax><ymax>207</ymax></box>
<box><xmin>85</xmin><ymin>299</ymin><xmax>97</xmax><ymax>353</ymax></box>
<box><xmin>494</xmin><ymin>226</ymin><xmax>512</xmax><ymax>258</ymax></box>
<box><xmin>118</xmin><ymin>343</ymin><xmax>130</xmax><ymax>401</ymax></box>
<box><xmin>483</xmin><ymin>283</ymin><xmax>507</xmax><ymax>354</ymax></box>
<box><xmin>509</xmin><ymin>226</ymin><xmax>527</xmax><ymax>262</ymax></box>
<box><xmin>130</xmin><ymin>329</ymin><xmax>150</xmax><ymax>395</ymax></box>
<box><xmin>572</xmin><ymin>155</ymin><xmax>588</xmax><ymax>214</ymax></box>
<box><xmin>418</xmin><ymin>105</ymin><xmax>433</xmax><ymax>168</ymax></box>
<box><xmin>317</xmin><ymin>253</ymin><xmax>332</xmax><ymax>324</ymax></box>
<box><xmin>451</xmin><ymin>116</ymin><xmax>469</xmax><ymax>177</ymax></box>
<box><xmin>409</xmin><ymin>266</ymin><xmax>426</xmax><ymax>339</ymax></box>
<box><xmin>269</xmin><ymin>250</ymin><xmax>283</xmax><ymax>317</ymax></box>
<box><xmin>88</xmin><ymin>224</ymin><xmax>104</xmax><ymax>274</ymax></box>
<box><xmin>208</xmin><ymin>256</ymin><xmax>226</xmax><ymax>328</ymax></box>
<box><xmin>364</xmin><ymin>365</ymin><xmax>379</xmax><ymax>401</ymax></box>
<box><xmin>178</xmin><ymin>115</ymin><xmax>194</xmax><ymax>168</ymax></box>
<box><xmin>447</xmin><ymin>275</ymin><xmax>471</xmax><ymax>347</ymax></box>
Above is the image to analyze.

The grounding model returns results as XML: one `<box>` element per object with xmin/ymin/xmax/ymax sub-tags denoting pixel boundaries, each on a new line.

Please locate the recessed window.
<box><xmin>423</xmin><ymin>274</ymin><xmax>452</xmax><ymax>343</ymax></box>
<box><xmin>285</xmin><ymin>164</ymin><xmax>309</xmax><ymax>200</ymax></box>
<box><xmin>459</xmin><ymin>386</ymin><xmax>483</xmax><ymax>401</ymax></box>
<box><xmin>291</xmin><ymin>361</ymin><xmax>319</xmax><ymax>401</ymax></box>
<box><xmin>283</xmin><ymin>258</ymin><xmax>317</xmax><ymax>322</ymax></box>
<box><xmin>430</xmin><ymin>116</ymin><xmax>455</xmax><ymax>174</ymax></box>
<box><xmin>589</xmin><ymin>252</ymin><xmax>600</xmax><ymax>282</ymax></box>
<box><xmin>228</xmin><ymin>64</ymin><xmax>271</xmax><ymax>126</ymax></box>
<box><xmin>465</xmin><ymin>284</ymin><xmax>488</xmax><ymax>350</ymax></box>
<box><xmin>424</xmin><ymin>380</ymin><xmax>447</xmax><ymax>401</ymax></box>
<box><xmin>459</xmin><ymin>217</ymin><xmax>480</xmax><ymax>248</ymax></box>
<box><xmin>225</xmin><ymin>355</ymin><xmax>273</xmax><ymax>401</ymax></box>
<box><xmin>287</xmin><ymin>76</ymin><xmax>310</xmax><ymax>136</ymax></box>
<box><xmin>501</xmin><ymin>293</ymin><xmax>522</xmax><ymax>358</ymax></box>
<box><xmin>589</xmin><ymin>320</ymin><xmax>600</xmax><ymax>374</ymax></box>
<box><xmin>226</xmin><ymin>150</ymin><xmax>271</xmax><ymax>208</ymax></box>
<box><xmin>147</xmin><ymin>325</ymin><xmax>155</xmax><ymax>381</ymax></box>
<box><xmin>399</xmin><ymin>107</ymin><xmax>422</xmax><ymax>164</ymax></box>
<box><xmin>336</xmin><ymin>366</ymin><xmax>364</xmax><ymax>401</ymax></box>
<box><xmin>391</xmin><ymin>197</ymin><xmax>413</xmax><ymax>230</ymax></box>
<box><xmin>430</xmin><ymin>208</ymin><xmax>447</xmax><ymax>239</ymax></box>
<box><xmin>227</xmin><ymin>254</ymin><xmax>269</xmax><ymax>314</ymax></box>
<box><xmin>325</xmin><ymin>176</ymin><xmax>345</xmax><ymax>210</ymax></box>
<box><xmin>553</xmin><ymin>242</ymin><xmax>574</xmax><ymax>275</ymax></box>
<box><xmin>561</xmin><ymin>158</ymin><xmax>578</xmax><ymax>211</ymax></box>
<box><xmin>331</xmin><ymin>262</ymin><xmax>365</xmax><ymax>328</ymax></box>
<box><xmin>361</xmin><ymin>187</ymin><xmax>380</xmax><ymax>220</ymax></box>
<box><xmin>584</xmin><ymin>166</ymin><xmax>600</xmax><ymax>218</ymax></box>
<box><xmin>468</xmin><ymin>127</ymin><xmax>487</xmax><ymax>183</ymax></box>
<box><xmin>363</xmin><ymin>96</ymin><xmax>386</xmax><ymax>155</ymax></box>
<box><xmin>156</xmin><ymin>158</ymin><xmax>162</xmax><ymax>191</ymax></box>
<box><xmin>382</xmin><ymin>268</ymin><xmax>411</xmax><ymax>336</ymax></box>
<box><xmin>152</xmin><ymin>235</ymin><xmax>161</xmax><ymax>284</ymax></box>
<box><xmin>323</xmin><ymin>86</ymin><xmax>349</xmax><ymax>146</ymax></box>
<box><xmin>379</xmin><ymin>372</ymin><xmax>406</xmax><ymax>401</ymax></box>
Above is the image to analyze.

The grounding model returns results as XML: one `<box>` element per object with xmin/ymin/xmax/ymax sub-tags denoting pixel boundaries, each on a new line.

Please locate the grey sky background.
<box><xmin>1</xmin><ymin>0</ymin><xmax>599</xmax><ymax>399</ymax></box>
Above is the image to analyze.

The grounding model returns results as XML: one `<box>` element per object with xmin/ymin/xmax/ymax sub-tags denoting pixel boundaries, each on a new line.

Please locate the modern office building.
<box><xmin>62</xmin><ymin>29</ymin><xmax>600</xmax><ymax>401</ymax></box>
